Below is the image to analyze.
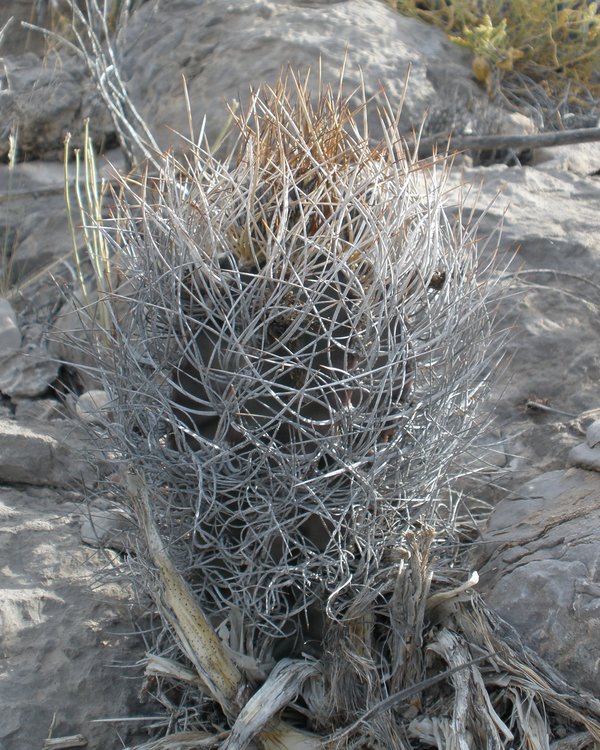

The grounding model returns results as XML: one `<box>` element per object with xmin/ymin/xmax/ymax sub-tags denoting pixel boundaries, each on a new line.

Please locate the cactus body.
<box><xmin>97</xmin><ymin>76</ymin><xmax>494</xmax><ymax>736</ymax></box>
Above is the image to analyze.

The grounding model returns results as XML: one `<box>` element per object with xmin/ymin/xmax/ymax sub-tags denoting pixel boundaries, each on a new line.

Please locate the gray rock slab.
<box><xmin>48</xmin><ymin>297</ymin><xmax>103</xmax><ymax>390</ymax></box>
<box><xmin>567</xmin><ymin>442</ymin><xmax>600</xmax><ymax>472</ymax></box>
<box><xmin>0</xmin><ymin>51</ymin><xmax>114</xmax><ymax>160</ymax></box>
<box><xmin>444</xmin><ymin>161</ymin><xmax>600</xmax><ymax>490</ymax></box>
<box><xmin>0</xmin><ymin>418</ymin><xmax>97</xmax><ymax>487</ymax></box>
<box><xmin>533</xmin><ymin>138</ymin><xmax>600</xmax><ymax>176</ymax></box>
<box><xmin>0</xmin><ymin>348</ymin><xmax>59</xmax><ymax>398</ymax></box>
<box><xmin>0</xmin><ymin>148</ymin><xmax>124</xmax><ymax>195</ymax></box>
<box><xmin>118</xmin><ymin>0</ymin><xmax>484</xmax><ymax>154</ymax></box>
<box><xmin>0</xmin><ymin>485</ymin><xmax>149</xmax><ymax>749</ymax></box>
<box><xmin>476</xmin><ymin>468</ymin><xmax>600</xmax><ymax>694</ymax></box>
<box><xmin>0</xmin><ymin>150</ymin><xmax>124</xmax><ymax>292</ymax></box>
<box><xmin>13</xmin><ymin>398</ymin><xmax>66</xmax><ymax>421</ymax></box>
<box><xmin>10</xmin><ymin>203</ymin><xmax>74</xmax><ymax>281</ymax></box>
<box><xmin>586</xmin><ymin>419</ymin><xmax>600</xmax><ymax>449</ymax></box>
<box><xmin>80</xmin><ymin>506</ymin><xmax>133</xmax><ymax>552</ymax></box>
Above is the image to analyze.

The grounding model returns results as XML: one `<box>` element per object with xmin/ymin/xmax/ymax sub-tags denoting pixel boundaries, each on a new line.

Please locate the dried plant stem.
<box><xmin>127</xmin><ymin>474</ymin><xmax>244</xmax><ymax>715</ymax></box>
<box><xmin>418</xmin><ymin>124</ymin><xmax>600</xmax><ymax>156</ymax></box>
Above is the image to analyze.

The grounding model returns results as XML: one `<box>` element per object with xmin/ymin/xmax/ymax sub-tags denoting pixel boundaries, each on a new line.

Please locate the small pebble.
<box><xmin>76</xmin><ymin>390</ymin><xmax>111</xmax><ymax>425</ymax></box>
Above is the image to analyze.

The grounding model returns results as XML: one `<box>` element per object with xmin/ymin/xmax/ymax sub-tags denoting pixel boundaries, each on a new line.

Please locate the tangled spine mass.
<box><xmin>100</xmin><ymin>76</ymin><xmax>493</xmax><ymax>674</ymax></box>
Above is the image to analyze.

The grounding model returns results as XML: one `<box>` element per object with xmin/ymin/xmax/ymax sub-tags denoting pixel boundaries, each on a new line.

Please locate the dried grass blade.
<box><xmin>126</xmin><ymin>474</ymin><xmax>244</xmax><ymax>715</ymax></box>
<box><xmin>144</xmin><ymin>654</ymin><xmax>208</xmax><ymax>691</ymax></box>
<box><xmin>427</xmin><ymin>630</ymin><xmax>474</xmax><ymax>750</ymax></box>
<box><xmin>511</xmin><ymin>689</ymin><xmax>550</xmax><ymax>750</ymax></box>
<box><xmin>222</xmin><ymin>659</ymin><xmax>321</xmax><ymax>750</ymax></box>
<box><xmin>549</xmin><ymin>731</ymin><xmax>596</xmax><ymax>750</ymax></box>
<box><xmin>257</xmin><ymin>723</ymin><xmax>324</xmax><ymax>750</ymax></box>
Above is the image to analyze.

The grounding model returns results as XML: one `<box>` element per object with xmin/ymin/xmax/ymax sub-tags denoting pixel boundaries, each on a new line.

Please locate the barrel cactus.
<box><xmin>81</xmin><ymin>74</ymin><xmax>500</xmax><ymax>746</ymax></box>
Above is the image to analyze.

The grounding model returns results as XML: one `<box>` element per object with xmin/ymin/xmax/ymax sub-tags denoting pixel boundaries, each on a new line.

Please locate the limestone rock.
<box><xmin>8</xmin><ymin>201</ymin><xmax>73</xmax><ymax>282</ymax></box>
<box><xmin>533</xmin><ymin>137</ymin><xmax>600</xmax><ymax>177</ymax></box>
<box><xmin>0</xmin><ymin>150</ymin><xmax>124</xmax><ymax>288</ymax></box>
<box><xmin>118</xmin><ymin>0</ymin><xmax>484</xmax><ymax>154</ymax></box>
<box><xmin>13</xmin><ymin>398</ymin><xmax>66</xmax><ymax>421</ymax></box>
<box><xmin>477</xmin><ymin>468</ymin><xmax>600</xmax><ymax>694</ymax></box>
<box><xmin>567</xmin><ymin>421</ymin><xmax>600</xmax><ymax>472</ymax></box>
<box><xmin>0</xmin><ymin>51</ymin><xmax>114</xmax><ymax>160</ymax></box>
<box><xmin>48</xmin><ymin>297</ymin><xmax>102</xmax><ymax>390</ymax></box>
<box><xmin>0</xmin><ymin>418</ymin><xmax>97</xmax><ymax>487</ymax></box>
<box><xmin>80</xmin><ymin>506</ymin><xmax>133</xmax><ymax>552</ymax></box>
<box><xmin>0</xmin><ymin>347</ymin><xmax>59</xmax><ymax>398</ymax></box>
<box><xmin>0</xmin><ymin>157</ymin><xmax>73</xmax><ymax>287</ymax></box>
<box><xmin>444</xmin><ymin>161</ymin><xmax>600</xmax><ymax>489</ymax></box>
<box><xmin>49</xmin><ymin>277</ymin><xmax>136</xmax><ymax>389</ymax></box>
<box><xmin>567</xmin><ymin>442</ymin><xmax>600</xmax><ymax>472</ymax></box>
<box><xmin>0</xmin><ymin>485</ymin><xmax>148</xmax><ymax>749</ymax></box>
<box><xmin>585</xmin><ymin>419</ymin><xmax>600</xmax><ymax>449</ymax></box>
<box><xmin>0</xmin><ymin>297</ymin><xmax>21</xmax><ymax>355</ymax></box>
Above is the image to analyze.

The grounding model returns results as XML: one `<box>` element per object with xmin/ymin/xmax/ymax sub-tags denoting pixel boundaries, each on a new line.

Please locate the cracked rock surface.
<box><xmin>477</xmin><ymin>467</ymin><xmax>600</xmax><ymax>694</ymax></box>
<box><xmin>0</xmin><ymin>485</ymin><xmax>148</xmax><ymax>750</ymax></box>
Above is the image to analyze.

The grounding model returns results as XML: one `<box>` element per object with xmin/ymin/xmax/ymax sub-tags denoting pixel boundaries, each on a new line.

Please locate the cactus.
<box><xmin>85</xmin><ymin>72</ymin><xmax>497</xmax><ymax>742</ymax></box>
<box><xmin>59</xmin><ymin>3</ymin><xmax>600</xmax><ymax>742</ymax></box>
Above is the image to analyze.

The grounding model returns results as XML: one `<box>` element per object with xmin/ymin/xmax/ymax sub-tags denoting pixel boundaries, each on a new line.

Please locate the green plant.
<box><xmin>393</xmin><ymin>0</ymin><xmax>600</xmax><ymax>107</ymax></box>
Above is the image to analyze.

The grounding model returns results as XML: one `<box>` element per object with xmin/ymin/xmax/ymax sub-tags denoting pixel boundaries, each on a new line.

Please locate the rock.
<box><xmin>0</xmin><ymin>150</ymin><xmax>124</xmax><ymax>290</ymax></box>
<box><xmin>586</xmin><ymin>419</ymin><xmax>600</xmax><ymax>449</ymax></box>
<box><xmin>0</xmin><ymin>418</ymin><xmax>97</xmax><ymax>487</ymax></box>
<box><xmin>504</xmin><ymin>111</ymin><xmax>538</xmax><ymax>136</ymax></box>
<box><xmin>443</xmin><ymin>160</ymin><xmax>600</xmax><ymax>492</ymax></box>
<box><xmin>0</xmin><ymin>347</ymin><xmax>59</xmax><ymax>398</ymax></box>
<box><xmin>80</xmin><ymin>506</ymin><xmax>133</xmax><ymax>552</ymax></box>
<box><xmin>0</xmin><ymin>1</ymin><xmax>48</xmax><ymax>56</ymax></box>
<box><xmin>532</xmin><ymin>137</ymin><xmax>600</xmax><ymax>177</ymax></box>
<box><xmin>9</xmin><ymin>202</ymin><xmax>73</xmax><ymax>282</ymax></box>
<box><xmin>462</xmin><ymin>431</ymin><xmax>507</xmax><ymax>473</ymax></box>
<box><xmin>0</xmin><ymin>158</ymin><xmax>73</xmax><ymax>288</ymax></box>
<box><xmin>0</xmin><ymin>485</ymin><xmax>149</xmax><ymax>749</ymax></box>
<box><xmin>118</xmin><ymin>0</ymin><xmax>485</xmax><ymax>154</ymax></box>
<box><xmin>49</xmin><ymin>277</ymin><xmax>135</xmax><ymax>390</ymax></box>
<box><xmin>75</xmin><ymin>389</ymin><xmax>111</xmax><ymax>425</ymax></box>
<box><xmin>567</xmin><ymin>442</ymin><xmax>600</xmax><ymax>472</ymax></box>
<box><xmin>0</xmin><ymin>297</ymin><xmax>21</xmax><ymax>355</ymax></box>
<box><xmin>13</xmin><ymin>398</ymin><xmax>66</xmax><ymax>421</ymax></box>
<box><xmin>48</xmin><ymin>296</ymin><xmax>102</xmax><ymax>389</ymax></box>
<box><xmin>477</xmin><ymin>468</ymin><xmax>600</xmax><ymax>694</ymax></box>
<box><xmin>0</xmin><ymin>51</ymin><xmax>114</xmax><ymax>160</ymax></box>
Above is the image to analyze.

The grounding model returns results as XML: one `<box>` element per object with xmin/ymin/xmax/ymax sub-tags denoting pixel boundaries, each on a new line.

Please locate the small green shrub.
<box><xmin>392</xmin><ymin>1</ymin><xmax>600</xmax><ymax>104</ymax></box>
